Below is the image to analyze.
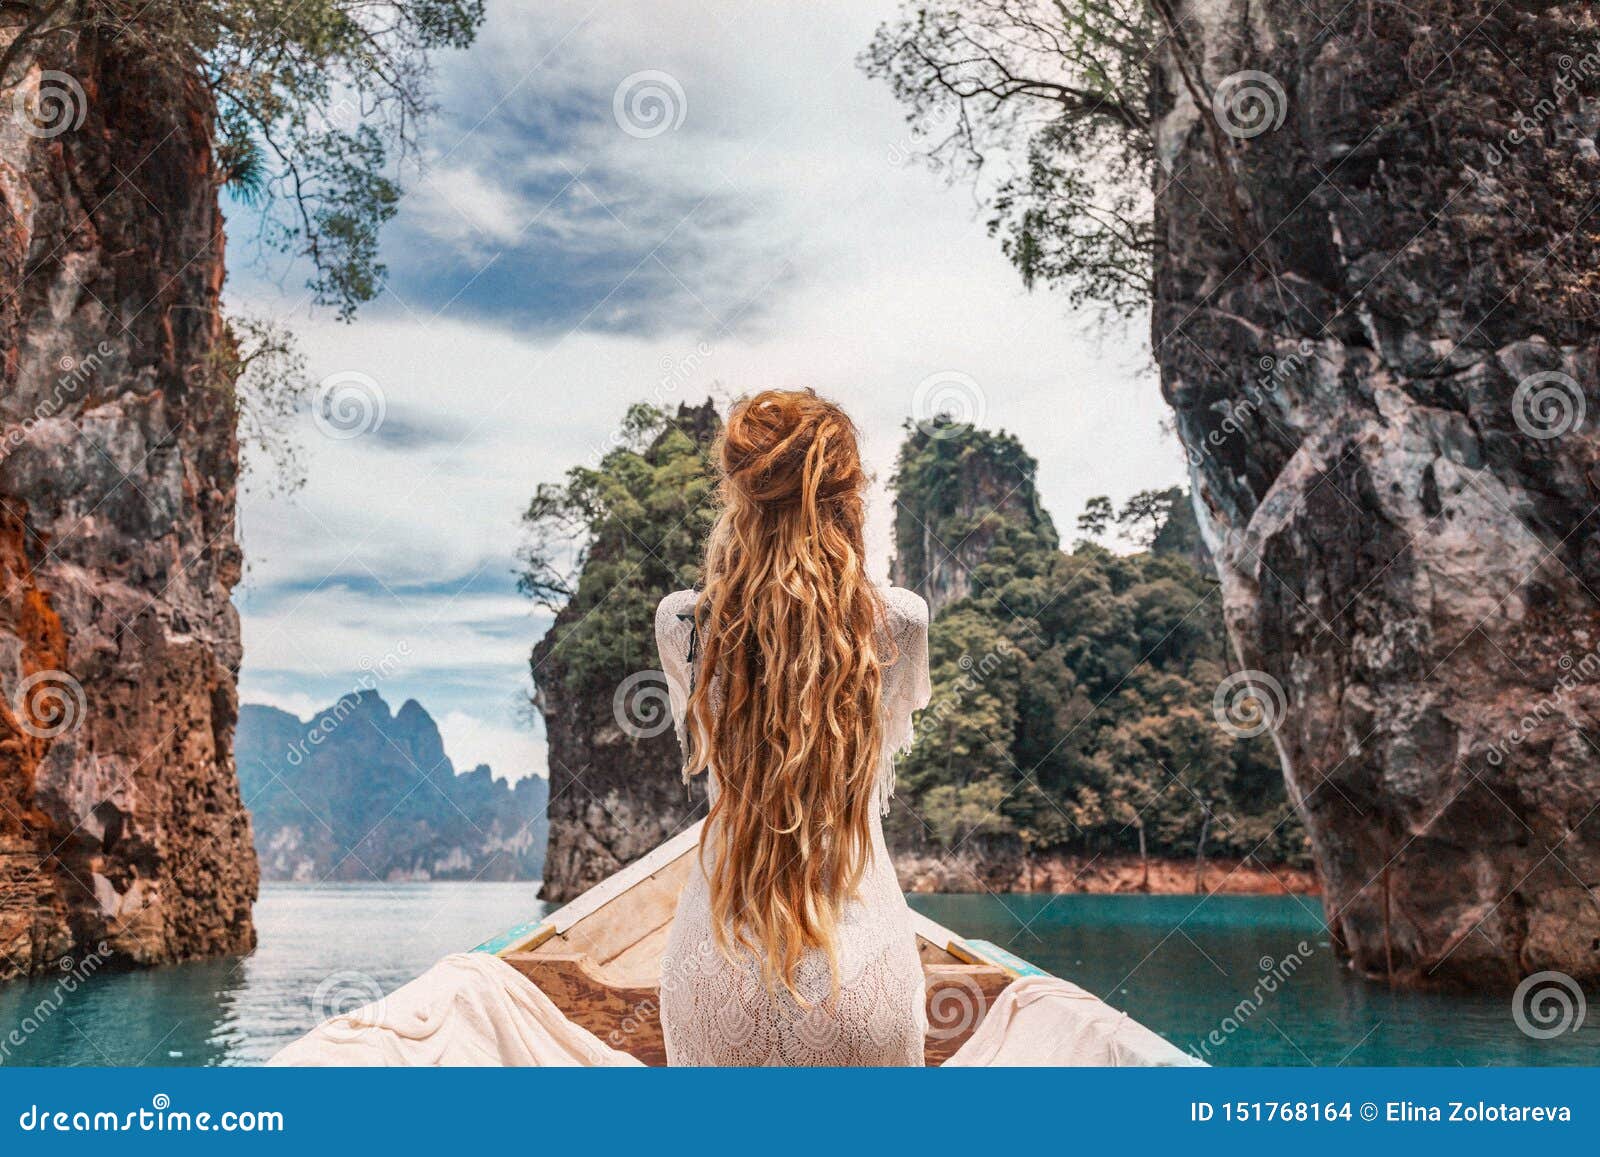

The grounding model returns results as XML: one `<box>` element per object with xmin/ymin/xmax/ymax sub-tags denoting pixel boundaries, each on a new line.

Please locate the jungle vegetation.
<box><xmin>522</xmin><ymin>403</ymin><xmax>1307</xmax><ymax>869</ymax></box>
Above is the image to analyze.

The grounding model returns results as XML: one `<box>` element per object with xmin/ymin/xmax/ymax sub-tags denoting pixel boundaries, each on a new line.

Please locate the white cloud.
<box><xmin>238</xmin><ymin>688</ymin><xmax>324</xmax><ymax>723</ymax></box>
<box><xmin>438</xmin><ymin>709</ymin><xmax>547</xmax><ymax>782</ymax></box>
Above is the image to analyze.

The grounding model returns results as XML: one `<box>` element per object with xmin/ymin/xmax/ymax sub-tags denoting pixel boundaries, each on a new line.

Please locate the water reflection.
<box><xmin>0</xmin><ymin>881</ymin><xmax>544</xmax><ymax>1067</ymax></box>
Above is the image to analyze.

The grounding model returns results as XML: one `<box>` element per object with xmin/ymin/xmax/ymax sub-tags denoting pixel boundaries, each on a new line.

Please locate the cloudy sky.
<box><xmin>226</xmin><ymin>0</ymin><xmax>1186</xmax><ymax>783</ymax></box>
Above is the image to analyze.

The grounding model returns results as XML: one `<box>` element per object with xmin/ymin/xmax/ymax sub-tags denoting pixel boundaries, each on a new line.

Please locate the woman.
<box><xmin>655</xmin><ymin>388</ymin><xmax>932</xmax><ymax>1066</ymax></box>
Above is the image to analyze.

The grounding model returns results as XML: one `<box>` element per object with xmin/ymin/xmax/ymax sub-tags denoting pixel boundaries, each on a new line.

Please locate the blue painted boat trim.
<box><xmin>472</xmin><ymin>918</ymin><xmax>548</xmax><ymax>957</ymax></box>
<box><xmin>960</xmin><ymin>938</ymin><xmax>1052</xmax><ymax>978</ymax></box>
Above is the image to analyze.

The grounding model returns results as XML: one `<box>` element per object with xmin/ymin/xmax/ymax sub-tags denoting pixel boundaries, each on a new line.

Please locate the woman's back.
<box><xmin>655</xmin><ymin>584</ymin><xmax>931</xmax><ymax>1065</ymax></box>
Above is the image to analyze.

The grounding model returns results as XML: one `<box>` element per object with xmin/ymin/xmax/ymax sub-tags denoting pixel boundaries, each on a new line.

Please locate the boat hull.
<box><xmin>477</xmin><ymin>821</ymin><xmax>1043</xmax><ymax>1065</ymax></box>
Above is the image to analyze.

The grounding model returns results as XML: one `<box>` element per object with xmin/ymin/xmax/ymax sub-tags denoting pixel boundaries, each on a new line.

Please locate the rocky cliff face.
<box><xmin>532</xmin><ymin>403</ymin><xmax>716</xmax><ymax>903</ymax></box>
<box><xmin>0</xmin><ymin>28</ymin><xmax>257</xmax><ymax>978</ymax></box>
<box><xmin>891</xmin><ymin>422</ymin><xmax>1059</xmax><ymax>616</ymax></box>
<box><xmin>236</xmin><ymin>695</ymin><xmax>547</xmax><ymax>882</ymax></box>
<box><xmin>1152</xmin><ymin>1</ymin><xmax>1600</xmax><ymax>986</ymax></box>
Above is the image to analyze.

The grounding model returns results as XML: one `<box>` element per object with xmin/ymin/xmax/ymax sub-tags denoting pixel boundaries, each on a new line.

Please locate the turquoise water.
<box><xmin>0</xmin><ymin>885</ymin><xmax>1592</xmax><ymax>1066</ymax></box>
<box><xmin>907</xmin><ymin>893</ymin><xmax>1599</xmax><ymax>1066</ymax></box>
<box><xmin>0</xmin><ymin>882</ymin><xmax>543</xmax><ymax>1067</ymax></box>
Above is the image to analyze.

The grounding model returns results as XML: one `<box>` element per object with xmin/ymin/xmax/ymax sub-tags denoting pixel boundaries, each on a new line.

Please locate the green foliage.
<box><xmin>1076</xmin><ymin>495</ymin><xmax>1113</xmax><ymax>539</ymax></box>
<box><xmin>0</xmin><ymin>1</ymin><xmax>486</xmax><ymax>321</ymax></box>
<box><xmin>521</xmin><ymin>403</ymin><xmax>721</xmax><ymax>697</ymax></box>
<box><xmin>890</xmin><ymin>426</ymin><xmax>1305</xmax><ymax>866</ymax></box>
<box><xmin>862</xmin><ymin>1</ymin><xmax>1156</xmax><ymax>318</ymax></box>
<box><xmin>1076</xmin><ymin>486</ymin><xmax>1203</xmax><ymax>559</ymax></box>
<box><xmin>519</xmin><ymin>401</ymin><xmax>1304</xmax><ymax>869</ymax></box>
<box><xmin>892</xmin><ymin>419</ymin><xmax>1059</xmax><ymax>589</ymax></box>
<box><xmin>213</xmin><ymin>314</ymin><xmax>311</xmax><ymax>495</ymax></box>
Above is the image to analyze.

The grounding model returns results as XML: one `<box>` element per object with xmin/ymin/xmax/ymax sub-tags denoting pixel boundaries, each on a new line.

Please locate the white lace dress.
<box><xmin>653</xmin><ymin>586</ymin><xmax>933</xmax><ymax>1066</ymax></box>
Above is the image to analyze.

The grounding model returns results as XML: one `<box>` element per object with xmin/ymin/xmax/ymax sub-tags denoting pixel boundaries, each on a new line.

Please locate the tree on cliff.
<box><xmin>0</xmin><ymin>3</ymin><xmax>481</xmax><ymax>977</ymax></box>
<box><xmin>868</xmin><ymin>2</ymin><xmax>1600</xmax><ymax>986</ymax></box>
<box><xmin>3</xmin><ymin>1</ymin><xmax>484</xmax><ymax>320</ymax></box>
<box><xmin>520</xmin><ymin>402</ymin><xmax>720</xmax><ymax>902</ymax></box>
<box><xmin>890</xmin><ymin>423</ymin><xmax>1304</xmax><ymax>869</ymax></box>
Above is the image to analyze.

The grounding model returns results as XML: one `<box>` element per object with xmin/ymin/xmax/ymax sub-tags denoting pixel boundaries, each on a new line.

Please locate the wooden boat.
<box><xmin>472</xmin><ymin>819</ymin><xmax>1124</xmax><ymax>1066</ymax></box>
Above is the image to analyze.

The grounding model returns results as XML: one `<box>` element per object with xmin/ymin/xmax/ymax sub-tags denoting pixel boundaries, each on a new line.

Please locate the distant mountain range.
<box><xmin>236</xmin><ymin>692</ymin><xmax>547</xmax><ymax>882</ymax></box>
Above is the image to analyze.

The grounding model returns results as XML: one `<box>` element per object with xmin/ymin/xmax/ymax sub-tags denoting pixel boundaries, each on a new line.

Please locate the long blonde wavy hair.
<box><xmin>683</xmin><ymin>389</ymin><xmax>889</xmax><ymax>999</ymax></box>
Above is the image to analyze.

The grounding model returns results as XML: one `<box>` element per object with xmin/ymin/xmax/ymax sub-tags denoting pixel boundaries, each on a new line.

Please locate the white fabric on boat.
<box><xmin>270</xmin><ymin>952</ymin><xmax>1203</xmax><ymax>1067</ymax></box>
<box><xmin>942</xmin><ymin>975</ymin><xmax>1204</xmax><ymax>1067</ymax></box>
<box><xmin>268</xmin><ymin>952</ymin><xmax>642</xmax><ymax>1067</ymax></box>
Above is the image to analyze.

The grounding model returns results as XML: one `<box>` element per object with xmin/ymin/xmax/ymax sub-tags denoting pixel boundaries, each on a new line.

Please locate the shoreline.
<box><xmin>250</xmin><ymin>859</ymin><xmax>1321</xmax><ymax>896</ymax></box>
<box><xmin>894</xmin><ymin>852</ymin><xmax>1319</xmax><ymax>896</ymax></box>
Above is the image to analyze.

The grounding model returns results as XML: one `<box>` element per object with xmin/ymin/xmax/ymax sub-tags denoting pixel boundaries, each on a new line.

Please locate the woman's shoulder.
<box><xmin>655</xmin><ymin>589</ymin><xmax>698</xmax><ymax>631</ymax></box>
<box><xmin>880</xmin><ymin>586</ymin><xmax>929</xmax><ymax>629</ymax></box>
<box><xmin>658</xmin><ymin>588</ymin><xmax>698</xmax><ymax>613</ymax></box>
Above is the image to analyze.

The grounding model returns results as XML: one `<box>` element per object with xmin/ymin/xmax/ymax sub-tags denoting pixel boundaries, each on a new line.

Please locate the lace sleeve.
<box><xmin>878</xmin><ymin>587</ymin><xmax>931</xmax><ymax>815</ymax></box>
<box><xmin>899</xmin><ymin>593</ymin><xmax>932</xmax><ymax>714</ymax></box>
<box><xmin>654</xmin><ymin>590</ymin><xmax>698</xmax><ymax>781</ymax></box>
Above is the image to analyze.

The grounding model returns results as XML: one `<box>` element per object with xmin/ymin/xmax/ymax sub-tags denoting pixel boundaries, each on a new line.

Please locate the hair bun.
<box><xmin>721</xmin><ymin>389</ymin><xmax>863</xmax><ymax>506</ymax></box>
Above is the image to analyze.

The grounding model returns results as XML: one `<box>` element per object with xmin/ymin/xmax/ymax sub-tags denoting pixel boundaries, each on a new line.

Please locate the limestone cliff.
<box><xmin>0</xmin><ymin>27</ymin><xmax>256</xmax><ymax>978</ymax></box>
<box><xmin>531</xmin><ymin>403</ymin><xmax>717</xmax><ymax>902</ymax></box>
<box><xmin>1152</xmin><ymin>0</ymin><xmax>1600</xmax><ymax>986</ymax></box>
<box><xmin>891</xmin><ymin>421</ymin><xmax>1059</xmax><ymax>616</ymax></box>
